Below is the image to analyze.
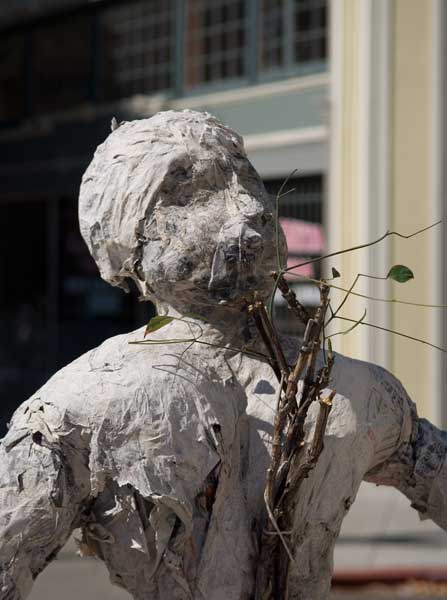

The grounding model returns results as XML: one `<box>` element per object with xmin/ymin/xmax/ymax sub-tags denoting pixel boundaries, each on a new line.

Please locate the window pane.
<box><xmin>294</xmin><ymin>0</ymin><xmax>327</xmax><ymax>63</ymax></box>
<box><xmin>33</xmin><ymin>15</ymin><xmax>91</xmax><ymax>113</ymax></box>
<box><xmin>264</xmin><ymin>175</ymin><xmax>323</xmax><ymax>224</ymax></box>
<box><xmin>186</xmin><ymin>0</ymin><xmax>246</xmax><ymax>87</ymax></box>
<box><xmin>260</xmin><ymin>0</ymin><xmax>327</xmax><ymax>72</ymax></box>
<box><xmin>261</xmin><ymin>0</ymin><xmax>284</xmax><ymax>71</ymax></box>
<box><xmin>100</xmin><ymin>0</ymin><xmax>174</xmax><ymax>100</ymax></box>
<box><xmin>0</xmin><ymin>33</ymin><xmax>25</xmax><ymax>121</ymax></box>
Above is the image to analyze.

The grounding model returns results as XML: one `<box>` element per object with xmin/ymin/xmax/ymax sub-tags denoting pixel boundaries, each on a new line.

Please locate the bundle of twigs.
<box><xmin>249</xmin><ymin>272</ymin><xmax>336</xmax><ymax>599</ymax></box>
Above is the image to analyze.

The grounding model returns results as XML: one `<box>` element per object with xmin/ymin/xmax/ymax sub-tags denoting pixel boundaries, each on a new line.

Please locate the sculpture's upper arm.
<box><xmin>328</xmin><ymin>354</ymin><xmax>415</xmax><ymax>472</ymax></box>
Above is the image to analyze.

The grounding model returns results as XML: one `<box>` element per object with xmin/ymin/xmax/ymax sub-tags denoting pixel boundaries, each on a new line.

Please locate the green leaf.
<box><xmin>331</xmin><ymin>267</ymin><xmax>341</xmax><ymax>279</ymax></box>
<box><xmin>386</xmin><ymin>265</ymin><xmax>414</xmax><ymax>283</ymax></box>
<box><xmin>144</xmin><ymin>315</ymin><xmax>174</xmax><ymax>337</ymax></box>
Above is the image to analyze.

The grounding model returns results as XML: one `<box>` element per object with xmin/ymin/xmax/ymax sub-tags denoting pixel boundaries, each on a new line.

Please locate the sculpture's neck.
<box><xmin>158</xmin><ymin>302</ymin><xmax>255</xmax><ymax>347</ymax></box>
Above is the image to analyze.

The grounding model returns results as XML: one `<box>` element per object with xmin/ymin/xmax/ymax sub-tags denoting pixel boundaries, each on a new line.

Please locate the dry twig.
<box><xmin>272</xmin><ymin>270</ymin><xmax>310</xmax><ymax>325</ymax></box>
<box><xmin>251</xmin><ymin>279</ymin><xmax>336</xmax><ymax>599</ymax></box>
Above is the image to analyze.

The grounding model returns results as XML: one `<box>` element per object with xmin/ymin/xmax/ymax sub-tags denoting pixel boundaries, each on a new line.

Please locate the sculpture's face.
<box><xmin>79</xmin><ymin>110</ymin><xmax>287</xmax><ymax>313</ymax></box>
<box><xmin>138</xmin><ymin>166</ymin><xmax>282</xmax><ymax>310</ymax></box>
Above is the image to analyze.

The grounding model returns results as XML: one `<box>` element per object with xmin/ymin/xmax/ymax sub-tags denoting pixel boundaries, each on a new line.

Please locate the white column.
<box><xmin>432</xmin><ymin>0</ymin><xmax>445</xmax><ymax>427</ymax></box>
<box><xmin>328</xmin><ymin>0</ymin><xmax>392</xmax><ymax>367</ymax></box>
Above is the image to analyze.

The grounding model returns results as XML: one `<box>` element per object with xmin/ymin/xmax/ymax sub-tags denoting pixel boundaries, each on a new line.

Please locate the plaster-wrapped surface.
<box><xmin>1</xmin><ymin>110</ymin><xmax>446</xmax><ymax>600</ymax></box>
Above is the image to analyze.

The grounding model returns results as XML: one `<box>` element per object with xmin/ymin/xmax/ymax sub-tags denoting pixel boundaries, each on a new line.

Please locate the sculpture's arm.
<box><xmin>277</xmin><ymin>358</ymin><xmax>447</xmax><ymax>600</ymax></box>
<box><xmin>0</xmin><ymin>403</ymin><xmax>91</xmax><ymax>600</ymax></box>
<box><xmin>365</xmin><ymin>415</ymin><xmax>447</xmax><ymax>531</ymax></box>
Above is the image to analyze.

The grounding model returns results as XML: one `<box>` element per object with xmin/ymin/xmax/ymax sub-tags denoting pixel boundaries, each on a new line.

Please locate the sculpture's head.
<box><xmin>79</xmin><ymin>110</ymin><xmax>286</xmax><ymax>314</ymax></box>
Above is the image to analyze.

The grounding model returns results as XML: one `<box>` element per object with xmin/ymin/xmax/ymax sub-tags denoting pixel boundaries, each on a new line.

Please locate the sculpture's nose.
<box><xmin>208</xmin><ymin>222</ymin><xmax>264</xmax><ymax>299</ymax></box>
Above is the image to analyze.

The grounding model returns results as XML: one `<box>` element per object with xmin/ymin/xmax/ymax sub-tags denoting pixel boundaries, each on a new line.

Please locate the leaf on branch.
<box><xmin>387</xmin><ymin>264</ymin><xmax>414</xmax><ymax>283</ymax></box>
<box><xmin>331</xmin><ymin>267</ymin><xmax>341</xmax><ymax>279</ymax></box>
<box><xmin>144</xmin><ymin>315</ymin><xmax>174</xmax><ymax>337</ymax></box>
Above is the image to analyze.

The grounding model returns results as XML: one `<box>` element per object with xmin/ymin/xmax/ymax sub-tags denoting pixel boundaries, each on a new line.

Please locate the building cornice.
<box><xmin>170</xmin><ymin>73</ymin><xmax>329</xmax><ymax>109</ymax></box>
<box><xmin>243</xmin><ymin>126</ymin><xmax>328</xmax><ymax>152</ymax></box>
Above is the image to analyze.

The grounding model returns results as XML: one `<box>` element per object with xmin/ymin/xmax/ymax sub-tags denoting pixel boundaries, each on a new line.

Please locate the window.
<box><xmin>33</xmin><ymin>15</ymin><xmax>91</xmax><ymax>113</ymax></box>
<box><xmin>294</xmin><ymin>0</ymin><xmax>327</xmax><ymax>63</ymax></box>
<box><xmin>0</xmin><ymin>0</ymin><xmax>327</xmax><ymax>125</ymax></box>
<box><xmin>0</xmin><ymin>33</ymin><xmax>25</xmax><ymax>121</ymax></box>
<box><xmin>261</xmin><ymin>0</ymin><xmax>284</xmax><ymax>71</ymax></box>
<box><xmin>264</xmin><ymin>176</ymin><xmax>324</xmax><ymax>333</ymax></box>
<box><xmin>264</xmin><ymin>175</ymin><xmax>323</xmax><ymax>224</ymax></box>
<box><xmin>263</xmin><ymin>175</ymin><xmax>324</xmax><ymax>292</ymax></box>
<box><xmin>186</xmin><ymin>0</ymin><xmax>247</xmax><ymax>87</ymax></box>
<box><xmin>261</xmin><ymin>0</ymin><xmax>327</xmax><ymax>73</ymax></box>
<box><xmin>100</xmin><ymin>0</ymin><xmax>175</xmax><ymax>99</ymax></box>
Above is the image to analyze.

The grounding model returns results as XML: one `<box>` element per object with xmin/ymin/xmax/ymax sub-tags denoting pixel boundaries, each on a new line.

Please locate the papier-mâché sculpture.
<box><xmin>1</xmin><ymin>110</ymin><xmax>446</xmax><ymax>600</ymax></box>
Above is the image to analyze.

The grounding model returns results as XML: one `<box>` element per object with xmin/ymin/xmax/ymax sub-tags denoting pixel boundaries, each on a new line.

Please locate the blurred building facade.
<box><xmin>0</xmin><ymin>0</ymin><xmax>327</xmax><ymax>433</ymax></box>
<box><xmin>328</xmin><ymin>0</ymin><xmax>446</xmax><ymax>427</ymax></box>
<box><xmin>0</xmin><ymin>0</ymin><xmax>445</xmax><ymax>431</ymax></box>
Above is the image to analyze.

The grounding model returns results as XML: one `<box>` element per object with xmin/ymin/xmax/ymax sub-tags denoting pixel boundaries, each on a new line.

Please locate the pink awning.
<box><xmin>285</xmin><ymin>257</ymin><xmax>314</xmax><ymax>278</ymax></box>
<box><xmin>278</xmin><ymin>218</ymin><xmax>325</xmax><ymax>279</ymax></box>
<box><xmin>279</xmin><ymin>217</ymin><xmax>325</xmax><ymax>255</ymax></box>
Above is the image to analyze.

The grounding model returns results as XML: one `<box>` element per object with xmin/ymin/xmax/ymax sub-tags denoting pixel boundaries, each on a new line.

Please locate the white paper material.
<box><xmin>1</xmin><ymin>111</ymin><xmax>445</xmax><ymax>600</ymax></box>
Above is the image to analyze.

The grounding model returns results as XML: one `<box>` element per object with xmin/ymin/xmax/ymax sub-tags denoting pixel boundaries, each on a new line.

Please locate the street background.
<box><xmin>0</xmin><ymin>0</ymin><xmax>446</xmax><ymax>597</ymax></box>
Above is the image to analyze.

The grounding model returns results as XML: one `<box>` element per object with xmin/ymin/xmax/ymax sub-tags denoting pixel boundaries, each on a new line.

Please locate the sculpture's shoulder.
<box><xmin>49</xmin><ymin>325</ymin><xmax>162</xmax><ymax>392</ymax></box>
<box><xmin>7</xmin><ymin>324</ymin><xmax>247</xmax><ymax>448</ymax></box>
<box><xmin>280</xmin><ymin>331</ymin><xmax>412</xmax><ymax>409</ymax></box>
<box><xmin>6</xmin><ymin>326</ymin><xmax>181</xmax><ymax>433</ymax></box>
<box><xmin>277</xmin><ymin>333</ymin><xmax>415</xmax><ymax>442</ymax></box>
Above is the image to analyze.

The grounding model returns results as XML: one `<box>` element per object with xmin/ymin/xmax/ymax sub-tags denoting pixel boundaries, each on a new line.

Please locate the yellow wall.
<box><xmin>328</xmin><ymin>0</ymin><xmax>366</xmax><ymax>361</ymax></box>
<box><xmin>329</xmin><ymin>0</ymin><xmax>439</xmax><ymax>419</ymax></box>
<box><xmin>390</xmin><ymin>0</ymin><xmax>435</xmax><ymax>417</ymax></box>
